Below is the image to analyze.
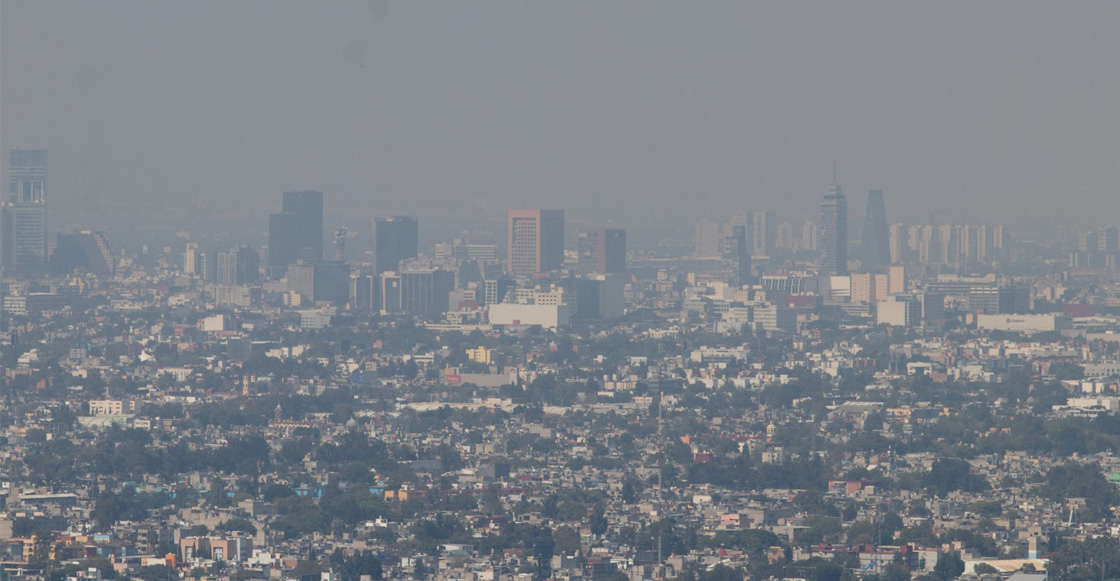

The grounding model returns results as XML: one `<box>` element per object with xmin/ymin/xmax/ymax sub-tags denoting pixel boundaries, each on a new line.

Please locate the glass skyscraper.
<box><xmin>3</xmin><ymin>149</ymin><xmax>49</xmax><ymax>274</ymax></box>
<box><xmin>861</xmin><ymin>189</ymin><xmax>891</xmax><ymax>267</ymax></box>
<box><xmin>820</xmin><ymin>181</ymin><xmax>848</xmax><ymax>276</ymax></box>
<box><xmin>374</xmin><ymin>216</ymin><xmax>419</xmax><ymax>275</ymax></box>
<box><xmin>268</xmin><ymin>190</ymin><xmax>323</xmax><ymax>277</ymax></box>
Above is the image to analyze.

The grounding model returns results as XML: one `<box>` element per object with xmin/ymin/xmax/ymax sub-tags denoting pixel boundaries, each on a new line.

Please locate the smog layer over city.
<box><xmin>1</xmin><ymin>2</ymin><xmax>1120</xmax><ymax>581</ymax></box>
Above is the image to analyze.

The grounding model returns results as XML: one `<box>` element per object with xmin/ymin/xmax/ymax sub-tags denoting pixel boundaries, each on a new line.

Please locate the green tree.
<box><xmin>621</xmin><ymin>479</ymin><xmax>638</xmax><ymax>504</ymax></box>
<box><xmin>589</xmin><ymin>505</ymin><xmax>608</xmax><ymax>536</ymax></box>
<box><xmin>1040</xmin><ymin>463</ymin><xmax>1118</xmax><ymax>521</ymax></box>
<box><xmin>933</xmin><ymin>553</ymin><xmax>965</xmax><ymax>581</ymax></box>
<box><xmin>136</xmin><ymin>565</ymin><xmax>173</xmax><ymax>581</ymax></box>
<box><xmin>972</xmin><ymin>563</ymin><xmax>998</xmax><ymax>575</ymax></box>
<box><xmin>883</xmin><ymin>563</ymin><xmax>912</xmax><ymax>581</ymax></box>
<box><xmin>218</xmin><ymin>517</ymin><xmax>257</xmax><ymax>535</ymax></box>
<box><xmin>292</xmin><ymin>560</ymin><xmax>322</xmax><ymax>579</ymax></box>
<box><xmin>329</xmin><ymin>550</ymin><xmax>382</xmax><ymax>581</ymax></box>
<box><xmin>923</xmin><ymin>459</ymin><xmax>988</xmax><ymax>496</ymax></box>
<box><xmin>1047</xmin><ymin>537</ymin><xmax>1120</xmax><ymax>581</ymax></box>
<box><xmin>553</xmin><ymin>526</ymin><xmax>581</xmax><ymax>556</ymax></box>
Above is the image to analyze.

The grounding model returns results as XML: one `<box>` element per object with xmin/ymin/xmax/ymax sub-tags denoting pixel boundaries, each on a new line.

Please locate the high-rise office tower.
<box><xmin>184</xmin><ymin>243</ymin><xmax>200</xmax><ymax>275</ymax></box>
<box><xmin>916</xmin><ymin>225</ymin><xmax>936</xmax><ymax>265</ymax></box>
<box><xmin>3</xmin><ymin>149</ymin><xmax>49</xmax><ymax>274</ymax></box>
<box><xmin>217</xmin><ymin>251</ymin><xmax>236</xmax><ymax>286</ymax></box>
<box><xmin>1099</xmin><ymin>225</ymin><xmax>1118</xmax><ymax>254</ymax></box>
<box><xmin>374</xmin><ymin>216</ymin><xmax>419</xmax><ymax>275</ymax></box>
<box><xmin>731</xmin><ymin>224</ymin><xmax>752</xmax><ymax>286</ymax></box>
<box><xmin>507</xmin><ymin>209</ymin><xmax>564</xmax><ymax>278</ymax></box>
<box><xmin>286</xmin><ymin>261</ymin><xmax>317</xmax><ymax>302</ymax></box>
<box><xmin>577</xmin><ymin>228</ymin><xmax>626</xmax><ymax>273</ymax></box>
<box><xmin>217</xmin><ymin>246</ymin><xmax>260</xmax><ymax>286</ymax></box>
<box><xmin>820</xmin><ymin>180</ymin><xmax>848</xmax><ymax>275</ymax></box>
<box><xmin>396</xmin><ymin>268</ymin><xmax>456</xmax><ymax>315</ymax></box>
<box><xmin>801</xmin><ymin>222</ymin><xmax>818</xmax><ymax>252</ymax></box>
<box><xmin>198</xmin><ymin>252</ymin><xmax>218</xmax><ymax>282</ymax></box>
<box><xmin>49</xmin><ymin>231</ymin><xmax>114</xmax><ymax>276</ymax></box>
<box><xmin>333</xmin><ymin>226</ymin><xmax>348</xmax><ymax>261</ymax></box>
<box><xmin>888</xmin><ymin>223</ymin><xmax>907</xmax><ymax>264</ymax></box>
<box><xmin>268</xmin><ymin>190</ymin><xmax>323</xmax><ymax>277</ymax></box>
<box><xmin>751</xmin><ymin>211</ymin><xmax>776</xmax><ymax>257</ymax></box>
<box><xmin>350</xmin><ymin>271</ymin><xmax>379</xmax><ymax>311</ymax></box>
<box><xmin>937</xmin><ymin>224</ymin><xmax>956</xmax><ymax>265</ymax></box>
<box><xmin>693</xmin><ymin>220</ymin><xmax>723</xmax><ymax>259</ymax></box>
<box><xmin>315</xmin><ymin>260</ymin><xmax>352</xmax><ymax>306</ymax></box>
<box><xmin>776</xmin><ymin>222</ymin><xmax>796</xmax><ymax>251</ymax></box>
<box><xmin>860</xmin><ymin>190</ymin><xmax>890</xmax><ymax>267</ymax></box>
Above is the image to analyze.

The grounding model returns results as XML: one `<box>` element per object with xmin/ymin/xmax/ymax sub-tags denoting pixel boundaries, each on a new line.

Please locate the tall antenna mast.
<box><xmin>657</xmin><ymin>365</ymin><xmax>664</xmax><ymax>569</ymax></box>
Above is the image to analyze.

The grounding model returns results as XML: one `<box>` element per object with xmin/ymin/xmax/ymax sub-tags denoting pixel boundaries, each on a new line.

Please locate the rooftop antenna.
<box><xmin>832</xmin><ymin>156</ymin><xmax>839</xmax><ymax>187</ymax></box>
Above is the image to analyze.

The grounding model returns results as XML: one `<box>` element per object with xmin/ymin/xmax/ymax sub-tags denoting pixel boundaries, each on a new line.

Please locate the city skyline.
<box><xmin>4</xmin><ymin>3</ymin><xmax>1120</xmax><ymax>578</ymax></box>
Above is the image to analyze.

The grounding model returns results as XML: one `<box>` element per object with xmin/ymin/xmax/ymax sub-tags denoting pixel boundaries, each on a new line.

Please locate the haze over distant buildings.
<box><xmin>2</xmin><ymin>1</ymin><xmax>1119</xmax><ymax>232</ymax></box>
<box><xmin>6</xmin><ymin>5</ymin><xmax>1120</xmax><ymax>579</ymax></box>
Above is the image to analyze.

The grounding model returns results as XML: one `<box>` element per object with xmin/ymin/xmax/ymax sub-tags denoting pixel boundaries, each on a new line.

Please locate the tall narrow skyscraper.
<box><xmin>3</xmin><ymin>149</ymin><xmax>49</xmax><ymax>274</ymax></box>
<box><xmin>731</xmin><ymin>224</ymin><xmax>752</xmax><ymax>286</ymax></box>
<box><xmin>860</xmin><ymin>190</ymin><xmax>891</xmax><ymax>267</ymax></box>
<box><xmin>577</xmin><ymin>228</ymin><xmax>626</xmax><ymax>273</ymax></box>
<box><xmin>693</xmin><ymin>220</ymin><xmax>723</xmax><ymax>259</ymax></box>
<box><xmin>751</xmin><ymin>211</ymin><xmax>776</xmax><ymax>257</ymax></box>
<box><xmin>268</xmin><ymin>190</ymin><xmax>323</xmax><ymax>277</ymax></box>
<box><xmin>216</xmin><ymin>246</ymin><xmax>261</xmax><ymax>285</ymax></box>
<box><xmin>820</xmin><ymin>180</ymin><xmax>848</xmax><ymax>276</ymax></box>
<box><xmin>374</xmin><ymin>216</ymin><xmax>419</xmax><ymax>274</ymax></box>
<box><xmin>508</xmin><ymin>209</ymin><xmax>564</xmax><ymax>278</ymax></box>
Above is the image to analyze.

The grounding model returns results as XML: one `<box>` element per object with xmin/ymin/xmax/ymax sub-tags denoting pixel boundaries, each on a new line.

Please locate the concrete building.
<box><xmin>488</xmin><ymin>303</ymin><xmax>569</xmax><ymax>329</ymax></box>
<box><xmin>577</xmin><ymin>228</ymin><xmax>626</xmax><ymax>273</ymax></box>
<box><xmin>751</xmin><ymin>211</ymin><xmax>776</xmax><ymax>258</ymax></box>
<box><xmin>508</xmin><ymin>209</ymin><xmax>565</xmax><ymax>278</ymax></box>
<box><xmin>572</xmin><ymin>274</ymin><xmax>625</xmax><ymax>320</ymax></box>
<box><xmin>860</xmin><ymin>190</ymin><xmax>890</xmax><ymax>267</ymax></box>
<box><xmin>694</xmin><ymin>220</ymin><xmax>723</xmax><ymax>259</ymax></box>
<box><xmin>374</xmin><ymin>216</ymin><xmax>419</xmax><ymax>275</ymax></box>
<box><xmin>976</xmin><ymin>313</ymin><xmax>1072</xmax><ymax>333</ymax></box>
<box><xmin>877</xmin><ymin>295</ymin><xmax>915</xmax><ymax>327</ymax></box>
<box><xmin>49</xmin><ymin>231</ymin><xmax>114</xmax><ymax>276</ymax></box>
<box><xmin>268</xmin><ymin>190</ymin><xmax>323</xmax><ymax>277</ymax></box>
<box><xmin>3</xmin><ymin>149</ymin><xmax>48</xmax><ymax>274</ymax></box>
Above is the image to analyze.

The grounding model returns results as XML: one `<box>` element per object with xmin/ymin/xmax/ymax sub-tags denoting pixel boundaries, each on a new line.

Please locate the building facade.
<box><xmin>861</xmin><ymin>190</ymin><xmax>890</xmax><ymax>267</ymax></box>
<box><xmin>576</xmin><ymin>228</ymin><xmax>626</xmax><ymax>273</ymax></box>
<box><xmin>268</xmin><ymin>190</ymin><xmax>323</xmax><ymax>277</ymax></box>
<box><xmin>820</xmin><ymin>181</ymin><xmax>849</xmax><ymax>276</ymax></box>
<box><xmin>374</xmin><ymin>216</ymin><xmax>419</xmax><ymax>275</ymax></box>
<box><xmin>507</xmin><ymin>209</ymin><xmax>564</xmax><ymax>278</ymax></box>
<box><xmin>3</xmin><ymin>149</ymin><xmax>49</xmax><ymax>274</ymax></box>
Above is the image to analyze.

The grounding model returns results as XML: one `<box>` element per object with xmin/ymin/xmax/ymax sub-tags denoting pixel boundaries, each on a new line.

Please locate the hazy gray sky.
<box><xmin>2</xmin><ymin>1</ymin><xmax>1118</xmax><ymax>232</ymax></box>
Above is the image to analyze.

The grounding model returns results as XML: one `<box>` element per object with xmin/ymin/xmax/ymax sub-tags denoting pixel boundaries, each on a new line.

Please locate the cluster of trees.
<box><xmin>267</xmin><ymin>488</ymin><xmax>392</xmax><ymax>538</ymax></box>
<box><xmin>919</xmin><ymin>459</ymin><xmax>990</xmax><ymax>496</ymax></box>
<box><xmin>24</xmin><ymin>430</ymin><xmax>272</xmax><ymax>486</ymax></box>
<box><xmin>685</xmin><ymin>456</ymin><xmax>830</xmax><ymax>493</ymax></box>
<box><xmin>1048</xmin><ymin>536</ymin><xmax>1120</xmax><ymax>581</ymax></box>
<box><xmin>328</xmin><ymin>550</ymin><xmax>383</xmax><ymax>580</ymax></box>
<box><xmin>1040</xmin><ymin>462</ymin><xmax>1118</xmax><ymax>521</ymax></box>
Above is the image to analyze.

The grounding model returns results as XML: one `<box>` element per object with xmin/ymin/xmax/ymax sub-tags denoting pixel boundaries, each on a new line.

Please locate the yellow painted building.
<box><xmin>466</xmin><ymin>347</ymin><xmax>491</xmax><ymax>365</ymax></box>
